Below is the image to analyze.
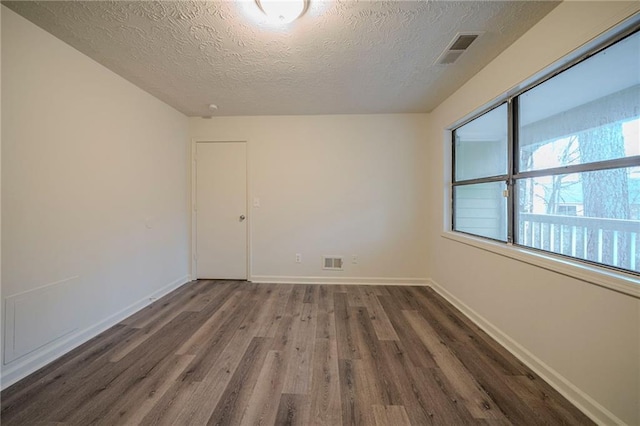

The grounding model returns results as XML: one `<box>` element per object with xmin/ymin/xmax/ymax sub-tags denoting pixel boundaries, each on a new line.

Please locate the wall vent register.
<box><xmin>322</xmin><ymin>256</ymin><xmax>344</xmax><ymax>270</ymax></box>
<box><xmin>436</xmin><ymin>33</ymin><xmax>481</xmax><ymax>65</ymax></box>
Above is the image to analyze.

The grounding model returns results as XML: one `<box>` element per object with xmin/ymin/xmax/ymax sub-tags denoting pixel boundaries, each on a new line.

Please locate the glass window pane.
<box><xmin>519</xmin><ymin>31</ymin><xmax>640</xmax><ymax>172</ymax></box>
<box><xmin>454</xmin><ymin>181</ymin><xmax>507</xmax><ymax>241</ymax></box>
<box><xmin>454</xmin><ymin>104</ymin><xmax>508</xmax><ymax>181</ymax></box>
<box><xmin>516</xmin><ymin>167</ymin><xmax>640</xmax><ymax>273</ymax></box>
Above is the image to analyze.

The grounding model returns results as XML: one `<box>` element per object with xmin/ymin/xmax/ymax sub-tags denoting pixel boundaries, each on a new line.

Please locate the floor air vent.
<box><xmin>322</xmin><ymin>256</ymin><xmax>344</xmax><ymax>270</ymax></box>
<box><xmin>436</xmin><ymin>32</ymin><xmax>481</xmax><ymax>65</ymax></box>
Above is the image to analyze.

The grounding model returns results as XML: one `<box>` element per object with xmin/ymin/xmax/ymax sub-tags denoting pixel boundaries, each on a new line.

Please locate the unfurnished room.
<box><xmin>1</xmin><ymin>1</ymin><xmax>639</xmax><ymax>425</ymax></box>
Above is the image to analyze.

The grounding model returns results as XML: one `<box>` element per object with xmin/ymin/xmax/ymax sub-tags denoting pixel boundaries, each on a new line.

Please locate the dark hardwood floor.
<box><xmin>1</xmin><ymin>281</ymin><xmax>593</xmax><ymax>425</ymax></box>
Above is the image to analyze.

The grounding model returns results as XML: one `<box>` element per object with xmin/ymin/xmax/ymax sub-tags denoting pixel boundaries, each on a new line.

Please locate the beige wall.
<box><xmin>1</xmin><ymin>7</ymin><xmax>190</xmax><ymax>387</ymax></box>
<box><xmin>426</xmin><ymin>2</ymin><xmax>640</xmax><ymax>424</ymax></box>
<box><xmin>190</xmin><ymin>114</ymin><xmax>429</xmax><ymax>284</ymax></box>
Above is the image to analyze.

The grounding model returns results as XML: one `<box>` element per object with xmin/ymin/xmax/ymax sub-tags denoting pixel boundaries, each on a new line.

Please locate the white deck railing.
<box><xmin>518</xmin><ymin>213</ymin><xmax>639</xmax><ymax>272</ymax></box>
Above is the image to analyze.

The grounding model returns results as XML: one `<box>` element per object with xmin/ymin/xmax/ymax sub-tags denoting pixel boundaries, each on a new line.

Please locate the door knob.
<box><xmin>239</xmin><ymin>215</ymin><xmax>246</xmax><ymax>221</ymax></box>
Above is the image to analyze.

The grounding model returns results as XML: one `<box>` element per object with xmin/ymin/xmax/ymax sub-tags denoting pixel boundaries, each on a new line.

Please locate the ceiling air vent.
<box><xmin>322</xmin><ymin>256</ymin><xmax>344</xmax><ymax>271</ymax></box>
<box><xmin>436</xmin><ymin>32</ymin><xmax>482</xmax><ymax>65</ymax></box>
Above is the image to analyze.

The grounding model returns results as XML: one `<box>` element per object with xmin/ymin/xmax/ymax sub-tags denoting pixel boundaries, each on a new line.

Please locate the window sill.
<box><xmin>441</xmin><ymin>231</ymin><xmax>640</xmax><ymax>299</ymax></box>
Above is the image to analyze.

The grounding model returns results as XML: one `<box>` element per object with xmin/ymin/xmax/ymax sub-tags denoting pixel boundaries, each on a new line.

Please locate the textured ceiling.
<box><xmin>4</xmin><ymin>1</ymin><xmax>560</xmax><ymax>117</ymax></box>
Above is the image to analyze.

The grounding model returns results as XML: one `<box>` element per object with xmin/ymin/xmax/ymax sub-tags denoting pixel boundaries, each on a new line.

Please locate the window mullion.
<box><xmin>507</xmin><ymin>97</ymin><xmax>517</xmax><ymax>244</ymax></box>
<box><xmin>514</xmin><ymin>155</ymin><xmax>640</xmax><ymax>180</ymax></box>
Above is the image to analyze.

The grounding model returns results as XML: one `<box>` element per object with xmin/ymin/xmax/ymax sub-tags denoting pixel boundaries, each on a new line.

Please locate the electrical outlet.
<box><xmin>295</xmin><ymin>253</ymin><xmax>302</xmax><ymax>263</ymax></box>
<box><xmin>352</xmin><ymin>255</ymin><xmax>358</xmax><ymax>264</ymax></box>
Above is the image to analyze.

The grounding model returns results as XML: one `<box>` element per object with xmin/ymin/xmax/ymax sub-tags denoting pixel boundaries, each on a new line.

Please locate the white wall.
<box><xmin>190</xmin><ymin>114</ymin><xmax>429</xmax><ymax>284</ymax></box>
<box><xmin>1</xmin><ymin>7</ymin><xmax>190</xmax><ymax>388</ymax></box>
<box><xmin>426</xmin><ymin>2</ymin><xmax>640</xmax><ymax>425</ymax></box>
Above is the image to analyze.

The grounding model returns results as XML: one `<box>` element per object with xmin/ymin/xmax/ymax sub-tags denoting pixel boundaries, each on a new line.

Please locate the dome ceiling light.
<box><xmin>255</xmin><ymin>0</ymin><xmax>309</xmax><ymax>24</ymax></box>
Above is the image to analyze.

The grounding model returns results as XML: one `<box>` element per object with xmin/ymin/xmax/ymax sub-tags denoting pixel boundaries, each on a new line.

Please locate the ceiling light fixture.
<box><xmin>255</xmin><ymin>0</ymin><xmax>308</xmax><ymax>24</ymax></box>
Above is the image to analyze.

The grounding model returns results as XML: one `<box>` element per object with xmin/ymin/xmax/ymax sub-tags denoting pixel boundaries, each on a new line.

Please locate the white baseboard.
<box><xmin>427</xmin><ymin>278</ymin><xmax>623</xmax><ymax>426</ymax></box>
<box><xmin>250</xmin><ymin>275</ymin><xmax>429</xmax><ymax>286</ymax></box>
<box><xmin>0</xmin><ymin>274</ymin><xmax>191</xmax><ymax>390</ymax></box>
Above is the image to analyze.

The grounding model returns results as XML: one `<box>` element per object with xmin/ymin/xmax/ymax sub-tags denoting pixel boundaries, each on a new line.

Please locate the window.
<box><xmin>451</xmin><ymin>27</ymin><xmax>640</xmax><ymax>275</ymax></box>
<box><xmin>453</xmin><ymin>104</ymin><xmax>508</xmax><ymax>241</ymax></box>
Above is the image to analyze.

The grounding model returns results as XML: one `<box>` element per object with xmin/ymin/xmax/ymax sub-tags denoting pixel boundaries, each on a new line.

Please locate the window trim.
<box><xmin>446</xmin><ymin>12</ymin><xmax>640</xmax><ymax>295</ymax></box>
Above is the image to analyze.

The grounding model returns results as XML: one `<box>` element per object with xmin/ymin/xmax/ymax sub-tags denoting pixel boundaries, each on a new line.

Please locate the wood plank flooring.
<box><xmin>1</xmin><ymin>281</ymin><xmax>593</xmax><ymax>425</ymax></box>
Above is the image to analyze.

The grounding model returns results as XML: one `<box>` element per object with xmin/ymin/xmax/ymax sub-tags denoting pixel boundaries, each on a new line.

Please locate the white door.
<box><xmin>195</xmin><ymin>142</ymin><xmax>247</xmax><ymax>279</ymax></box>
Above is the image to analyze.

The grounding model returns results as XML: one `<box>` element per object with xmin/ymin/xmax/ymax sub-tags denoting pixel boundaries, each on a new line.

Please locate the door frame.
<box><xmin>191</xmin><ymin>139</ymin><xmax>251</xmax><ymax>281</ymax></box>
